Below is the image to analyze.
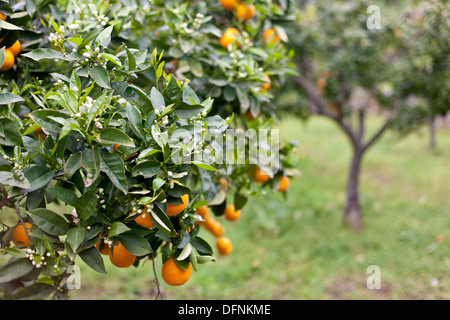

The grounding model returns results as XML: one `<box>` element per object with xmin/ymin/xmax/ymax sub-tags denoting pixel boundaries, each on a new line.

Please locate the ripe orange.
<box><xmin>220</xmin><ymin>0</ymin><xmax>238</xmax><ymax>10</ymax></box>
<box><xmin>316</xmin><ymin>77</ymin><xmax>326</xmax><ymax>90</ymax></box>
<box><xmin>112</xmin><ymin>144</ymin><xmax>120</xmax><ymax>152</ymax></box>
<box><xmin>261</xmin><ymin>73</ymin><xmax>271</xmax><ymax>91</ymax></box>
<box><xmin>236</xmin><ymin>3</ymin><xmax>255</xmax><ymax>22</ymax></box>
<box><xmin>7</xmin><ymin>40</ymin><xmax>21</xmax><ymax>57</ymax></box>
<box><xmin>277</xmin><ymin>176</ymin><xmax>290</xmax><ymax>192</ymax></box>
<box><xmin>224</xmin><ymin>204</ymin><xmax>241</xmax><ymax>222</ymax></box>
<box><xmin>35</xmin><ymin>127</ymin><xmax>47</xmax><ymax>141</ymax></box>
<box><xmin>219</xmin><ymin>27</ymin><xmax>240</xmax><ymax>49</ymax></box>
<box><xmin>95</xmin><ymin>238</ymin><xmax>110</xmax><ymax>255</ymax></box>
<box><xmin>0</xmin><ymin>13</ymin><xmax>6</xmax><ymax>21</ymax></box>
<box><xmin>12</xmin><ymin>222</ymin><xmax>32</xmax><ymax>247</ymax></box>
<box><xmin>263</xmin><ymin>28</ymin><xmax>280</xmax><ymax>44</ymax></box>
<box><xmin>196</xmin><ymin>205</ymin><xmax>208</xmax><ymax>218</ymax></box>
<box><xmin>109</xmin><ymin>241</ymin><xmax>136</xmax><ymax>268</ymax></box>
<box><xmin>253</xmin><ymin>166</ymin><xmax>270</xmax><ymax>183</ymax></box>
<box><xmin>0</xmin><ymin>49</ymin><xmax>14</xmax><ymax>71</ymax></box>
<box><xmin>161</xmin><ymin>257</ymin><xmax>192</xmax><ymax>286</ymax></box>
<box><xmin>166</xmin><ymin>194</ymin><xmax>189</xmax><ymax>216</ymax></box>
<box><xmin>206</xmin><ymin>219</ymin><xmax>225</xmax><ymax>237</ymax></box>
<box><xmin>134</xmin><ymin>208</ymin><xmax>154</xmax><ymax>228</ymax></box>
<box><xmin>216</xmin><ymin>237</ymin><xmax>233</xmax><ymax>255</ymax></box>
<box><xmin>219</xmin><ymin>177</ymin><xmax>229</xmax><ymax>190</ymax></box>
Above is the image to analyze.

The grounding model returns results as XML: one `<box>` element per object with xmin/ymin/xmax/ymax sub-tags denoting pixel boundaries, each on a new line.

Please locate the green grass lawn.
<box><xmin>71</xmin><ymin>116</ymin><xmax>450</xmax><ymax>300</ymax></box>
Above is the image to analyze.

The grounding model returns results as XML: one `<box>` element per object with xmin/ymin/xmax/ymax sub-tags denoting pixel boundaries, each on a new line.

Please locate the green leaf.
<box><xmin>0</xmin><ymin>259</ymin><xmax>34</xmax><ymax>283</ymax></box>
<box><xmin>196</xmin><ymin>255</ymin><xmax>216</xmax><ymax>264</ymax></box>
<box><xmin>132</xmin><ymin>160</ymin><xmax>160</xmax><ymax>178</ymax></box>
<box><xmin>152</xmin><ymin>177</ymin><xmax>166</xmax><ymax>192</ymax></box>
<box><xmin>107</xmin><ymin>221</ymin><xmax>130</xmax><ymax>237</ymax></box>
<box><xmin>27</xmin><ymin>208</ymin><xmax>69</xmax><ymax>236</ymax></box>
<box><xmin>100</xmin><ymin>152</ymin><xmax>128</xmax><ymax>194</ymax></box>
<box><xmin>173</xmin><ymin>102</ymin><xmax>204</xmax><ymax>118</ymax></box>
<box><xmin>66</xmin><ymin>227</ymin><xmax>86</xmax><ymax>252</ymax></box>
<box><xmin>150</xmin><ymin>87</ymin><xmax>165</xmax><ymax>112</ymax></box>
<box><xmin>0</xmin><ymin>93</ymin><xmax>25</xmax><ymax>105</ymax></box>
<box><xmin>64</xmin><ymin>152</ymin><xmax>82</xmax><ymax>178</ymax></box>
<box><xmin>192</xmin><ymin>161</ymin><xmax>218</xmax><ymax>171</ymax></box>
<box><xmin>46</xmin><ymin>187</ymin><xmax>78</xmax><ymax>207</ymax></box>
<box><xmin>29</xmin><ymin>110</ymin><xmax>70</xmax><ymax>133</ymax></box>
<box><xmin>0</xmin><ymin>118</ymin><xmax>22</xmax><ymax>146</ymax></box>
<box><xmin>94</xmin><ymin>25</ymin><xmax>113</xmax><ymax>48</ymax></box>
<box><xmin>0</xmin><ymin>171</ymin><xmax>30</xmax><ymax>189</ymax></box>
<box><xmin>119</xmin><ymin>232</ymin><xmax>153</xmax><ymax>256</ymax></box>
<box><xmin>78</xmin><ymin>28</ymin><xmax>102</xmax><ymax>51</ymax></box>
<box><xmin>0</xmin><ymin>19</ymin><xmax>23</xmax><ymax>30</ymax></box>
<box><xmin>24</xmin><ymin>166</ymin><xmax>54</xmax><ymax>192</ymax></box>
<box><xmin>22</xmin><ymin>49</ymin><xmax>69</xmax><ymax>61</ymax></box>
<box><xmin>190</xmin><ymin>237</ymin><xmax>213</xmax><ymax>255</ymax></box>
<box><xmin>69</xmin><ymin>70</ymin><xmax>81</xmax><ymax>93</ymax></box>
<box><xmin>177</xmin><ymin>243</ymin><xmax>192</xmax><ymax>261</ymax></box>
<box><xmin>126</xmin><ymin>104</ymin><xmax>144</xmax><ymax>140</ymax></box>
<box><xmin>182</xmin><ymin>85</ymin><xmax>200</xmax><ymax>105</ymax></box>
<box><xmin>125</xmin><ymin>47</ymin><xmax>136</xmax><ymax>72</ymax></box>
<box><xmin>81</xmin><ymin>147</ymin><xmax>101</xmax><ymax>187</ymax></box>
<box><xmin>74</xmin><ymin>189</ymin><xmax>97</xmax><ymax>220</ymax></box>
<box><xmin>149</xmin><ymin>203</ymin><xmax>176</xmax><ymax>236</ymax></box>
<box><xmin>79</xmin><ymin>246</ymin><xmax>106</xmax><ymax>274</ymax></box>
<box><xmin>98</xmin><ymin>128</ymin><xmax>135</xmax><ymax>147</ymax></box>
<box><xmin>13</xmin><ymin>283</ymin><xmax>54</xmax><ymax>300</ymax></box>
<box><xmin>90</xmin><ymin>66</ymin><xmax>110</xmax><ymax>89</ymax></box>
<box><xmin>163</xmin><ymin>76</ymin><xmax>182</xmax><ymax>104</ymax></box>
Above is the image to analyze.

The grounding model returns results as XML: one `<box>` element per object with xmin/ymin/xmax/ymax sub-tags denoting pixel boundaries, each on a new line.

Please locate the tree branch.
<box><xmin>15</xmin><ymin>193</ymin><xmax>29</xmax><ymax>241</ymax></box>
<box><xmin>0</xmin><ymin>188</ymin><xmax>23</xmax><ymax>209</ymax></box>
<box><xmin>357</xmin><ymin>109</ymin><xmax>365</xmax><ymax>141</ymax></box>
<box><xmin>295</xmin><ymin>75</ymin><xmax>360</xmax><ymax>149</ymax></box>
<box><xmin>363</xmin><ymin>118</ymin><xmax>392</xmax><ymax>152</ymax></box>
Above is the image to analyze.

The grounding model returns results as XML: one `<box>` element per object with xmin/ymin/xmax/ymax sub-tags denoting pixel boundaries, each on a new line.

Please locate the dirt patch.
<box><xmin>324</xmin><ymin>274</ymin><xmax>392</xmax><ymax>300</ymax></box>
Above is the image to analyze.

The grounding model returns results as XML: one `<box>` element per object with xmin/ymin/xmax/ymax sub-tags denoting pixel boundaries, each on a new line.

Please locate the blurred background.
<box><xmin>70</xmin><ymin>0</ymin><xmax>449</xmax><ymax>299</ymax></box>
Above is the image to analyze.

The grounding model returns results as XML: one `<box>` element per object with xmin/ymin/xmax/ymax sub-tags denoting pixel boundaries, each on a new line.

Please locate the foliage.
<box><xmin>0</xmin><ymin>0</ymin><xmax>296</xmax><ymax>299</ymax></box>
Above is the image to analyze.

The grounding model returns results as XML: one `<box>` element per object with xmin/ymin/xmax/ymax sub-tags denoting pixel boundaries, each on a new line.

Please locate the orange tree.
<box><xmin>0</xmin><ymin>0</ymin><xmax>296</xmax><ymax>299</ymax></box>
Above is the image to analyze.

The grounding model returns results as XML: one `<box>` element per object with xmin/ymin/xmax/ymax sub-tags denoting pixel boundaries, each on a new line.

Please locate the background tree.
<box><xmin>287</xmin><ymin>0</ymin><xmax>424</xmax><ymax>231</ymax></box>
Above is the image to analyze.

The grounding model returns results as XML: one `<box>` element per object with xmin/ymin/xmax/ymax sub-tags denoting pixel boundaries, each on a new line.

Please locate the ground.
<box><xmin>64</xmin><ymin>116</ymin><xmax>449</xmax><ymax>299</ymax></box>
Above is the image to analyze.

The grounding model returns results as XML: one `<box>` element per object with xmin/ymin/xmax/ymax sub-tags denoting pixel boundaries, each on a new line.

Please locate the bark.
<box><xmin>429</xmin><ymin>117</ymin><xmax>436</xmax><ymax>150</ymax></box>
<box><xmin>344</xmin><ymin>148</ymin><xmax>363</xmax><ymax>233</ymax></box>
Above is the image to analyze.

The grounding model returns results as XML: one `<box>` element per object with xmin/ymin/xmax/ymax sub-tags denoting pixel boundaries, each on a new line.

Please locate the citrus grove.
<box><xmin>0</xmin><ymin>0</ymin><xmax>297</xmax><ymax>299</ymax></box>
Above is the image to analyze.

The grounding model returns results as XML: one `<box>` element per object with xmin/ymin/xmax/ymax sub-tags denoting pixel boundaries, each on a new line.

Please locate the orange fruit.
<box><xmin>112</xmin><ymin>144</ymin><xmax>120</xmax><ymax>152</ymax></box>
<box><xmin>321</xmin><ymin>70</ymin><xmax>331</xmax><ymax>79</ymax></box>
<box><xmin>253</xmin><ymin>166</ymin><xmax>270</xmax><ymax>183</ymax></box>
<box><xmin>95</xmin><ymin>237</ymin><xmax>110</xmax><ymax>255</ymax></box>
<box><xmin>277</xmin><ymin>176</ymin><xmax>290</xmax><ymax>192</ymax></box>
<box><xmin>196</xmin><ymin>205</ymin><xmax>208</xmax><ymax>218</ymax></box>
<box><xmin>263</xmin><ymin>28</ymin><xmax>280</xmax><ymax>44</ymax></box>
<box><xmin>109</xmin><ymin>241</ymin><xmax>136</xmax><ymax>268</ymax></box>
<box><xmin>161</xmin><ymin>257</ymin><xmax>192</xmax><ymax>286</ymax></box>
<box><xmin>12</xmin><ymin>222</ymin><xmax>32</xmax><ymax>247</ymax></box>
<box><xmin>134</xmin><ymin>208</ymin><xmax>154</xmax><ymax>229</ymax></box>
<box><xmin>261</xmin><ymin>73</ymin><xmax>271</xmax><ymax>91</ymax></box>
<box><xmin>0</xmin><ymin>49</ymin><xmax>14</xmax><ymax>71</ymax></box>
<box><xmin>7</xmin><ymin>40</ymin><xmax>21</xmax><ymax>57</ymax></box>
<box><xmin>317</xmin><ymin>77</ymin><xmax>326</xmax><ymax>90</ymax></box>
<box><xmin>216</xmin><ymin>237</ymin><xmax>233</xmax><ymax>255</ymax></box>
<box><xmin>166</xmin><ymin>194</ymin><xmax>189</xmax><ymax>216</ymax></box>
<box><xmin>236</xmin><ymin>3</ymin><xmax>255</xmax><ymax>22</ymax></box>
<box><xmin>219</xmin><ymin>177</ymin><xmax>229</xmax><ymax>190</ymax></box>
<box><xmin>0</xmin><ymin>13</ymin><xmax>6</xmax><ymax>21</ymax></box>
<box><xmin>206</xmin><ymin>219</ymin><xmax>225</xmax><ymax>237</ymax></box>
<box><xmin>35</xmin><ymin>127</ymin><xmax>47</xmax><ymax>141</ymax></box>
<box><xmin>224</xmin><ymin>204</ymin><xmax>241</xmax><ymax>222</ymax></box>
<box><xmin>219</xmin><ymin>27</ymin><xmax>240</xmax><ymax>49</ymax></box>
<box><xmin>220</xmin><ymin>0</ymin><xmax>239</xmax><ymax>10</ymax></box>
<box><xmin>244</xmin><ymin>110</ymin><xmax>260</xmax><ymax>120</ymax></box>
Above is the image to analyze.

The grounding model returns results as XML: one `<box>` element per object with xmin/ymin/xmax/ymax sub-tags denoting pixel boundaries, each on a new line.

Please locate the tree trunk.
<box><xmin>344</xmin><ymin>148</ymin><xmax>363</xmax><ymax>232</ymax></box>
<box><xmin>429</xmin><ymin>117</ymin><xmax>436</xmax><ymax>150</ymax></box>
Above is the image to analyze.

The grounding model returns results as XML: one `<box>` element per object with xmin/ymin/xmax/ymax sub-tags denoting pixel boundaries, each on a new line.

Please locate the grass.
<box><xmin>70</xmin><ymin>116</ymin><xmax>450</xmax><ymax>300</ymax></box>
